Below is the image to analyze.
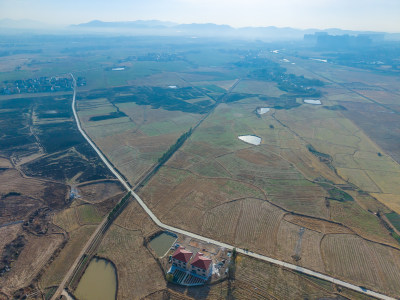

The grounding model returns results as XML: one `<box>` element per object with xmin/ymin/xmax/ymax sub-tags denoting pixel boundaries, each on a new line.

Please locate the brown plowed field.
<box><xmin>321</xmin><ymin>234</ymin><xmax>400</xmax><ymax>297</ymax></box>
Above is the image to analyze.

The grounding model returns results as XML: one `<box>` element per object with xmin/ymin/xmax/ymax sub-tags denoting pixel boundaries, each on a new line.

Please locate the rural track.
<box><xmin>52</xmin><ymin>74</ymin><xmax>396</xmax><ymax>300</ymax></box>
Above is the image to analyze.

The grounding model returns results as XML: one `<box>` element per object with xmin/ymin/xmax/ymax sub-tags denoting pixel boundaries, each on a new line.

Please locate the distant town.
<box><xmin>1</xmin><ymin>76</ymin><xmax>86</xmax><ymax>95</ymax></box>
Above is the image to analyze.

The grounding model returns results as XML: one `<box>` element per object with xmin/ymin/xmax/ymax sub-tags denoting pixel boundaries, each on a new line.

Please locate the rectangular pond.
<box><xmin>149</xmin><ymin>232</ymin><xmax>177</xmax><ymax>257</ymax></box>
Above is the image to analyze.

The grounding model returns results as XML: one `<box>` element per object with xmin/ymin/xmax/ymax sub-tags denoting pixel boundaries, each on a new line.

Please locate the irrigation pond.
<box><xmin>75</xmin><ymin>257</ymin><xmax>117</xmax><ymax>300</ymax></box>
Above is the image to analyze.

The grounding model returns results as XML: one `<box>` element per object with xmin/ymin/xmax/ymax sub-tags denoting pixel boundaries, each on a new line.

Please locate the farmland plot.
<box><xmin>0</xmin><ymin>234</ymin><xmax>63</xmax><ymax>295</ymax></box>
<box><xmin>321</xmin><ymin>234</ymin><xmax>400</xmax><ymax>297</ymax></box>
<box><xmin>276</xmin><ymin>220</ymin><xmax>325</xmax><ymax>272</ymax></box>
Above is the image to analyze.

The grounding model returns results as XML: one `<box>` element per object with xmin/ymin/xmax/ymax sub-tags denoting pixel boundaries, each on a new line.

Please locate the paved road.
<box><xmin>55</xmin><ymin>74</ymin><xmax>395</xmax><ymax>300</ymax></box>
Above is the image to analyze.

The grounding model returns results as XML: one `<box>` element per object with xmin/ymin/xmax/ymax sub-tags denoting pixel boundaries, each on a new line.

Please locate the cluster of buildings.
<box><xmin>169</xmin><ymin>246</ymin><xmax>213</xmax><ymax>285</ymax></box>
<box><xmin>1</xmin><ymin>76</ymin><xmax>86</xmax><ymax>95</ymax></box>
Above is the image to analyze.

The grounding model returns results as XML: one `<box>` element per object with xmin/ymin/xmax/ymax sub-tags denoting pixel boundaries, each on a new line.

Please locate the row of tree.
<box><xmin>107</xmin><ymin>192</ymin><xmax>131</xmax><ymax>221</ymax></box>
<box><xmin>158</xmin><ymin>128</ymin><xmax>192</xmax><ymax>165</ymax></box>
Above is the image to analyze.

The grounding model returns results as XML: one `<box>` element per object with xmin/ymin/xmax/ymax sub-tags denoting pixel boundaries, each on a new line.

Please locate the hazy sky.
<box><xmin>1</xmin><ymin>0</ymin><xmax>400</xmax><ymax>32</ymax></box>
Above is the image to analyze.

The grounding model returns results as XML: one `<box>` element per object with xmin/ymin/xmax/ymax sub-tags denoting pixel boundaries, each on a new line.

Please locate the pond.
<box><xmin>149</xmin><ymin>232</ymin><xmax>177</xmax><ymax>257</ymax></box>
<box><xmin>256</xmin><ymin>107</ymin><xmax>270</xmax><ymax>115</ymax></box>
<box><xmin>75</xmin><ymin>257</ymin><xmax>117</xmax><ymax>300</ymax></box>
<box><xmin>304</xmin><ymin>99</ymin><xmax>322</xmax><ymax>105</ymax></box>
<box><xmin>238</xmin><ymin>135</ymin><xmax>262</xmax><ymax>145</ymax></box>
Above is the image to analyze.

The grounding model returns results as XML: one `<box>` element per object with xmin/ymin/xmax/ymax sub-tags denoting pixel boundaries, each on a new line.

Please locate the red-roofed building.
<box><xmin>171</xmin><ymin>246</ymin><xmax>193</xmax><ymax>270</ymax></box>
<box><xmin>189</xmin><ymin>252</ymin><xmax>212</xmax><ymax>278</ymax></box>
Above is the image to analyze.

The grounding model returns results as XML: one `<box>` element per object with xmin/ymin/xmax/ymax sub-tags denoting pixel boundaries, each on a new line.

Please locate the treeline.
<box><xmin>158</xmin><ymin>128</ymin><xmax>192</xmax><ymax>165</ymax></box>
<box><xmin>89</xmin><ymin>111</ymin><xmax>127</xmax><ymax>122</ymax></box>
<box><xmin>235</xmin><ymin>56</ymin><xmax>324</xmax><ymax>97</ymax></box>
<box><xmin>107</xmin><ymin>192</ymin><xmax>131</xmax><ymax>221</ymax></box>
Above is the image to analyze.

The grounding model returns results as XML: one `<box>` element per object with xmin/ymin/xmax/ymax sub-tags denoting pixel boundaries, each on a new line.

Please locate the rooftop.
<box><xmin>172</xmin><ymin>246</ymin><xmax>193</xmax><ymax>263</ymax></box>
<box><xmin>191</xmin><ymin>252</ymin><xmax>212</xmax><ymax>270</ymax></box>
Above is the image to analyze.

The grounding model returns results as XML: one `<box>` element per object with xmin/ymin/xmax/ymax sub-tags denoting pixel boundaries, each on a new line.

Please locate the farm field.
<box><xmin>1</xmin><ymin>35</ymin><xmax>399</xmax><ymax>299</ymax></box>
<box><xmin>77</xmin><ymin>84</ymin><xmax>208</xmax><ymax>185</ymax></box>
<box><xmin>0</xmin><ymin>84</ymin><xmax>124</xmax><ymax>298</ymax></box>
<box><xmin>95</xmin><ymin>194</ymin><xmax>373</xmax><ymax>300</ymax></box>
<box><xmin>92</xmin><ymin>201</ymin><xmax>166</xmax><ymax>300</ymax></box>
<box><xmin>138</xmin><ymin>70</ymin><xmax>400</xmax><ymax>296</ymax></box>
<box><xmin>273</xmin><ymin>82</ymin><xmax>400</xmax><ymax>215</ymax></box>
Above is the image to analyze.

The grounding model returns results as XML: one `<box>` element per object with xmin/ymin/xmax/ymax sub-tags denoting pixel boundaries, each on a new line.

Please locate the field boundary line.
<box><xmin>53</xmin><ymin>74</ymin><xmax>397</xmax><ymax>300</ymax></box>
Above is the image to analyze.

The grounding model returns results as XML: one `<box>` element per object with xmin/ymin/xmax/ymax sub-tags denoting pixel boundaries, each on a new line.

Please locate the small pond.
<box><xmin>149</xmin><ymin>232</ymin><xmax>177</xmax><ymax>257</ymax></box>
<box><xmin>75</xmin><ymin>257</ymin><xmax>117</xmax><ymax>300</ymax></box>
<box><xmin>238</xmin><ymin>135</ymin><xmax>262</xmax><ymax>145</ymax></box>
<box><xmin>304</xmin><ymin>99</ymin><xmax>322</xmax><ymax>105</ymax></box>
<box><xmin>257</xmin><ymin>107</ymin><xmax>270</xmax><ymax>115</ymax></box>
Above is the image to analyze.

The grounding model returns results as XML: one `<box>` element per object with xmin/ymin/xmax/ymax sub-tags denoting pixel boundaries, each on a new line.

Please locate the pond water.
<box><xmin>238</xmin><ymin>135</ymin><xmax>262</xmax><ymax>145</ymax></box>
<box><xmin>310</xmin><ymin>58</ymin><xmax>327</xmax><ymax>63</ymax></box>
<box><xmin>304</xmin><ymin>99</ymin><xmax>322</xmax><ymax>105</ymax></box>
<box><xmin>257</xmin><ymin>107</ymin><xmax>270</xmax><ymax>115</ymax></box>
<box><xmin>149</xmin><ymin>232</ymin><xmax>177</xmax><ymax>257</ymax></box>
<box><xmin>75</xmin><ymin>257</ymin><xmax>117</xmax><ymax>300</ymax></box>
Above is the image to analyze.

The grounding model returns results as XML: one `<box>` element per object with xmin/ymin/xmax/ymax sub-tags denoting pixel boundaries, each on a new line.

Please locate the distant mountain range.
<box><xmin>1</xmin><ymin>19</ymin><xmax>399</xmax><ymax>41</ymax></box>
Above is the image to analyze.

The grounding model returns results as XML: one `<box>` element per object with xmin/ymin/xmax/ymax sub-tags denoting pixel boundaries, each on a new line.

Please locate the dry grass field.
<box><xmin>137</xmin><ymin>91</ymin><xmax>400</xmax><ymax>297</ymax></box>
<box><xmin>2</xmin><ymin>41</ymin><xmax>397</xmax><ymax>299</ymax></box>
<box><xmin>232</xmin><ymin>79</ymin><xmax>284</xmax><ymax>97</ymax></box>
<box><xmin>94</xmin><ymin>198</ymin><xmax>374</xmax><ymax>300</ymax></box>
<box><xmin>78</xmin><ymin>94</ymin><xmax>204</xmax><ymax>185</ymax></box>
<box><xmin>39</xmin><ymin>225</ymin><xmax>97</xmax><ymax>289</ymax></box>
<box><xmin>275</xmin><ymin>99</ymin><xmax>400</xmax><ymax>215</ymax></box>
<box><xmin>77</xmin><ymin>180</ymin><xmax>124</xmax><ymax>203</ymax></box>
<box><xmin>322</xmin><ymin>234</ymin><xmax>400</xmax><ymax>295</ymax></box>
<box><xmin>0</xmin><ymin>234</ymin><xmax>64</xmax><ymax>295</ymax></box>
<box><xmin>94</xmin><ymin>200</ymin><xmax>166</xmax><ymax>299</ymax></box>
<box><xmin>161</xmin><ymin>253</ymin><xmax>374</xmax><ymax>300</ymax></box>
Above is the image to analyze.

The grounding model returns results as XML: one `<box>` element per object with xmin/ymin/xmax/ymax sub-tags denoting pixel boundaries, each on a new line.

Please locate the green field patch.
<box><xmin>85</xmin><ymin>120</ymin><xmax>136</xmax><ymax>138</ymax></box>
<box><xmin>386</xmin><ymin>212</ymin><xmax>400</xmax><ymax>232</ymax></box>
<box><xmin>191</xmin><ymin>123</ymin><xmax>245</xmax><ymax>150</ymax></box>
<box><xmin>78</xmin><ymin>106</ymin><xmax>116</xmax><ymax>117</ymax></box>
<box><xmin>111</xmin><ymin>86</ymin><xmax>212</xmax><ymax>114</ymax></box>
<box><xmin>267</xmin><ymin>179</ymin><xmax>315</xmax><ymax>187</ymax></box>
<box><xmin>233</xmin><ymin>80</ymin><xmax>284</xmax><ymax>97</ymax></box>
<box><xmin>366</xmin><ymin>170</ymin><xmax>400</xmax><ymax>194</ymax></box>
<box><xmin>318</xmin><ymin>183</ymin><xmax>354</xmax><ymax>202</ymax></box>
<box><xmin>77</xmin><ymin>204</ymin><xmax>103</xmax><ymax>224</ymax></box>
<box><xmin>354</xmin><ymin>151</ymin><xmax>400</xmax><ymax>172</ymax></box>
<box><xmin>337</xmin><ymin>168</ymin><xmax>381</xmax><ymax>193</ymax></box>
<box><xmin>333</xmin><ymin>153</ymin><xmax>360</xmax><ymax>169</ymax></box>
<box><xmin>314</xmin><ymin>128</ymin><xmax>359</xmax><ymax>148</ymax></box>
<box><xmin>140</xmin><ymin>120</ymin><xmax>182</xmax><ymax>136</ymax></box>
<box><xmin>191</xmin><ymin>83</ymin><xmax>227</xmax><ymax>93</ymax></box>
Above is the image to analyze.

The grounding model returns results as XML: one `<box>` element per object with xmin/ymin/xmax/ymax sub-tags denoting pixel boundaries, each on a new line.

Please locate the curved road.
<box><xmin>56</xmin><ymin>74</ymin><xmax>395</xmax><ymax>300</ymax></box>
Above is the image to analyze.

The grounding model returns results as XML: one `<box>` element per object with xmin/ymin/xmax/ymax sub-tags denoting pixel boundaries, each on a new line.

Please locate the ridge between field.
<box><xmin>61</xmin><ymin>74</ymin><xmax>395</xmax><ymax>300</ymax></box>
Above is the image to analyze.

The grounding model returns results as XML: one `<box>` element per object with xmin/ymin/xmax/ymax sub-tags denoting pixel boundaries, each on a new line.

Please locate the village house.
<box><xmin>171</xmin><ymin>246</ymin><xmax>193</xmax><ymax>270</ymax></box>
<box><xmin>170</xmin><ymin>246</ymin><xmax>213</xmax><ymax>284</ymax></box>
<box><xmin>189</xmin><ymin>252</ymin><xmax>212</xmax><ymax>278</ymax></box>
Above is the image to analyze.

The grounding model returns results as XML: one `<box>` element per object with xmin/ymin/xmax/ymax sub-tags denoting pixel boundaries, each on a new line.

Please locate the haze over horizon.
<box><xmin>1</xmin><ymin>0</ymin><xmax>400</xmax><ymax>33</ymax></box>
